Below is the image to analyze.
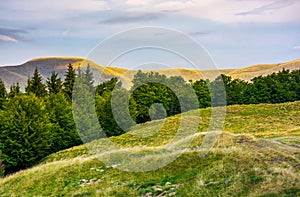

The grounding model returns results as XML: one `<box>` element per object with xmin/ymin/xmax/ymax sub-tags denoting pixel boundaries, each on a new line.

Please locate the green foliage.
<box><xmin>0</xmin><ymin>78</ymin><xmax>6</xmax><ymax>99</ymax></box>
<box><xmin>205</xmin><ymin>69</ymin><xmax>300</xmax><ymax>106</ymax></box>
<box><xmin>46</xmin><ymin>71</ymin><xmax>63</xmax><ymax>94</ymax></box>
<box><xmin>45</xmin><ymin>92</ymin><xmax>82</xmax><ymax>152</ymax></box>
<box><xmin>63</xmin><ymin>63</ymin><xmax>76</xmax><ymax>100</ymax></box>
<box><xmin>25</xmin><ymin>68</ymin><xmax>47</xmax><ymax>97</ymax></box>
<box><xmin>0</xmin><ymin>94</ymin><xmax>53</xmax><ymax>174</ymax></box>
<box><xmin>8</xmin><ymin>82</ymin><xmax>21</xmax><ymax>98</ymax></box>
<box><xmin>73</xmin><ymin>71</ymin><xmax>101</xmax><ymax>142</ymax></box>
<box><xmin>191</xmin><ymin>79</ymin><xmax>211</xmax><ymax>108</ymax></box>
<box><xmin>250</xmin><ymin>69</ymin><xmax>298</xmax><ymax>104</ymax></box>
<box><xmin>130</xmin><ymin>71</ymin><xmax>197</xmax><ymax>123</ymax></box>
<box><xmin>0</xmin><ymin>150</ymin><xmax>4</xmax><ymax>177</ymax></box>
<box><xmin>0</xmin><ymin>78</ymin><xmax>6</xmax><ymax>109</ymax></box>
<box><xmin>96</xmin><ymin>77</ymin><xmax>119</xmax><ymax>96</ymax></box>
<box><xmin>1</xmin><ymin>65</ymin><xmax>300</xmax><ymax>178</ymax></box>
<box><xmin>95</xmin><ymin>78</ymin><xmax>136</xmax><ymax>137</ymax></box>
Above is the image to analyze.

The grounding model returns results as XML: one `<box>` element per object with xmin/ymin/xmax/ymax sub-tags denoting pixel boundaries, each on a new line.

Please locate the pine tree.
<box><xmin>0</xmin><ymin>78</ymin><xmax>7</xmax><ymax>109</ymax></box>
<box><xmin>25</xmin><ymin>68</ymin><xmax>47</xmax><ymax>97</ymax></box>
<box><xmin>84</xmin><ymin>64</ymin><xmax>94</xmax><ymax>91</ymax></box>
<box><xmin>63</xmin><ymin>63</ymin><xmax>76</xmax><ymax>100</ymax></box>
<box><xmin>46</xmin><ymin>71</ymin><xmax>62</xmax><ymax>94</ymax></box>
<box><xmin>0</xmin><ymin>78</ymin><xmax>6</xmax><ymax>99</ymax></box>
<box><xmin>8</xmin><ymin>82</ymin><xmax>21</xmax><ymax>98</ymax></box>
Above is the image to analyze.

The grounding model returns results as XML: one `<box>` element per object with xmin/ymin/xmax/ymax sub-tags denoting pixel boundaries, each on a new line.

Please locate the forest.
<box><xmin>0</xmin><ymin>63</ymin><xmax>300</xmax><ymax>176</ymax></box>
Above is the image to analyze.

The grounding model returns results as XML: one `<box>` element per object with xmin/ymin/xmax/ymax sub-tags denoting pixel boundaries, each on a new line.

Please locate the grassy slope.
<box><xmin>0</xmin><ymin>102</ymin><xmax>299</xmax><ymax>196</ymax></box>
<box><xmin>229</xmin><ymin>59</ymin><xmax>300</xmax><ymax>81</ymax></box>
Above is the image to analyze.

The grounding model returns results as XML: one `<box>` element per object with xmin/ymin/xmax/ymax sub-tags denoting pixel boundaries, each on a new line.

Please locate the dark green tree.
<box><xmin>96</xmin><ymin>87</ymin><xmax>136</xmax><ymax>137</ymax></box>
<box><xmin>130</xmin><ymin>71</ymin><xmax>197</xmax><ymax>123</ymax></box>
<box><xmin>25</xmin><ymin>68</ymin><xmax>47</xmax><ymax>97</ymax></box>
<box><xmin>46</xmin><ymin>71</ymin><xmax>63</xmax><ymax>94</ymax></box>
<box><xmin>63</xmin><ymin>63</ymin><xmax>76</xmax><ymax>100</ymax></box>
<box><xmin>45</xmin><ymin>91</ymin><xmax>82</xmax><ymax>151</ymax></box>
<box><xmin>0</xmin><ymin>78</ymin><xmax>7</xmax><ymax>109</ymax></box>
<box><xmin>8</xmin><ymin>82</ymin><xmax>21</xmax><ymax>98</ymax></box>
<box><xmin>0</xmin><ymin>94</ymin><xmax>53</xmax><ymax>174</ymax></box>
<box><xmin>192</xmin><ymin>79</ymin><xmax>211</xmax><ymax>108</ymax></box>
<box><xmin>96</xmin><ymin>77</ymin><xmax>119</xmax><ymax>97</ymax></box>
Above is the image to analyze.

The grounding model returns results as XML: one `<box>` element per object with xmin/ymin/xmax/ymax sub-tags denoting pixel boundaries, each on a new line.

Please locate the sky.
<box><xmin>0</xmin><ymin>0</ymin><xmax>300</xmax><ymax>69</ymax></box>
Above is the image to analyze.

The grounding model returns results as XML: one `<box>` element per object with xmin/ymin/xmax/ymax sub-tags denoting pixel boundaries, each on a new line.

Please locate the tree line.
<box><xmin>0</xmin><ymin>65</ymin><xmax>300</xmax><ymax>175</ymax></box>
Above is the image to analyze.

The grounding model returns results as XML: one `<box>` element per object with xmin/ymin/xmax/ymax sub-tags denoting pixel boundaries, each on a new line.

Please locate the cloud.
<box><xmin>0</xmin><ymin>34</ymin><xmax>18</xmax><ymax>42</ymax></box>
<box><xmin>293</xmin><ymin>46</ymin><xmax>300</xmax><ymax>50</ymax></box>
<box><xmin>0</xmin><ymin>27</ymin><xmax>28</xmax><ymax>42</ymax></box>
<box><xmin>0</xmin><ymin>0</ymin><xmax>110</xmax><ymax>12</ymax></box>
<box><xmin>236</xmin><ymin>0</ymin><xmax>294</xmax><ymax>15</ymax></box>
<box><xmin>100</xmin><ymin>12</ymin><xmax>164</xmax><ymax>24</ymax></box>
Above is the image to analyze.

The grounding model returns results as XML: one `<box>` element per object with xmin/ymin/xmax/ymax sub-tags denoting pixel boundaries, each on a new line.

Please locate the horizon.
<box><xmin>1</xmin><ymin>55</ymin><xmax>300</xmax><ymax>71</ymax></box>
<box><xmin>0</xmin><ymin>1</ymin><xmax>300</xmax><ymax>69</ymax></box>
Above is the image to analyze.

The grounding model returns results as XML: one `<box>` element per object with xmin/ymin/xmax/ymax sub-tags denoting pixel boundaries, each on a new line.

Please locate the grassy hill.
<box><xmin>1</xmin><ymin>57</ymin><xmax>300</xmax><ymax>90</ymax></box>
<box><xmin>228</xmin><ymin>59</ymin><xmax>300</xmax><ymax>81</ymax></box>
<box><xmin>0</xmin><ymin>101</ymin><xmax>299</xmax><ymax>196</ymax></box>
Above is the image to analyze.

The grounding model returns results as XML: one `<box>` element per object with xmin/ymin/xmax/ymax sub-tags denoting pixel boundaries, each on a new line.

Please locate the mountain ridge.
<box><xmin>1</xmin><ymin>57</ymin><xmax>300</xmax><ymax>90</ymax></box>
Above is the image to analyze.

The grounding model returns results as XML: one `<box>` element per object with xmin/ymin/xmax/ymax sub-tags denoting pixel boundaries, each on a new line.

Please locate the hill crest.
<box><xmin>0</xmin><ymin>57</ymin><xmax>300</xmax><ymax>90</ymax></box>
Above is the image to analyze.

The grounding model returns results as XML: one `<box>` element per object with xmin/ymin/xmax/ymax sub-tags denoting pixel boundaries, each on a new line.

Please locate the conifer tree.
<box><xmin>84</xmin><ymin>64</ymin><xmax>94</xmax><ymax>91</ymax></box>
<box><xmin>0</xmin><ymin>94</ymin><xmax>53</xmax><ymax>174</ymax></box>
<box><xmin>46</xmin><ymin>71</ymin><xmax>62</xmax><ymax>94</ymax></box>
<box><xmin>25</xmin><ymin>68</ymin><xmax>47</xmax><ymax>97</ymax></box>
<box><xmin>0</xmin><ymin>78</ymin><xmax>7</xmax><ymax>109</ymax></box>
<box><xmin>8</xmin><ymin>82</ymin><xmax>21</xmax><ymax>98</ymax></box>
<box><xmin>63</xmin><ymin>63</ymin><xmax>76</xmax><ymax>100</ymax></box>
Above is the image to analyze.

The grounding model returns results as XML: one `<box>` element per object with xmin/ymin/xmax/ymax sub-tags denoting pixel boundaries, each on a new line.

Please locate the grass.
<box><xmin>229</xmin><ymin>59</ymin><xmax>300</xmax><ymax>81</ymax></box>
<box><xmin>0</xmin><ymin>101</ymin><xmax>299</xmax><ymax>196</ymax></box>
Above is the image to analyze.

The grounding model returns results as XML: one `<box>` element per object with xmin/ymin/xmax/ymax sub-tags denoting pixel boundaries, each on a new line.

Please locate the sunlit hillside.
<box><xmin>229</xmin><ymin>59</ymin><xmax>300</xmax><ymax>81</ymax></box>
<box><xmin>1</xmin><ymin>57</ymin><xmax>300</xmax><ymax>90</ymax></box>
<box><xmin>1</xmin><ymin>101</ymin><xmax>299</xmax><ymax>196</ymax></box>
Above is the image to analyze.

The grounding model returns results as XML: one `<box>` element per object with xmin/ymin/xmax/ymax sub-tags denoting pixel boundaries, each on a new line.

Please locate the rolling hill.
<box><xmin>0</xmin><ymin>57</ymin><xmax>300</xmax><ymax>90</ymax></box>
<box><xmin>228</xmin><ymin>59</ymin><xmax>300</xmax><ymax>81</ymax></box>
<box><xmin>0</xmin><ymin>101</ymin><xmax>299</xmax><ymax>196</ymax></box>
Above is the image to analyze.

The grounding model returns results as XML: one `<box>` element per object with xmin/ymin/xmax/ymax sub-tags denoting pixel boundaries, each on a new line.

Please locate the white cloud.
<box><xmin>161</xmin><ymin>0</ymin><xmax>300</xmax><ymax>23</ymax></box>
<box><xmin>110</xmin><ymin>0</ymin><xmax>300</xmax><ymax>23</ymax></box>
<box><xmin>0</xmin><ymin>34</ymin><xmax>18</xmax><ymax>42</ymax></box>
<box><xmin>1</xmin><ymin>0</ymin><xmax>110</xmax><ymax>12</ymax></box>
<box><xmin>1</xmin><ymin>0</ymin><xmax>299</xmax><ymax>24</ymax></box>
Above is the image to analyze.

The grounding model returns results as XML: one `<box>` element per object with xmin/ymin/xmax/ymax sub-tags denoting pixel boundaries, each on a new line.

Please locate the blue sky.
<box><xmin>0</xmin><ymin>0</ymin><xmax>299</xmax><ymax>69</ymax></box>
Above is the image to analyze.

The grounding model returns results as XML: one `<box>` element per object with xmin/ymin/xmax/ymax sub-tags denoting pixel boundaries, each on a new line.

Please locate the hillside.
<box><xmin>1</xmin><ymin>57</ymin><xmax>300</xmax><ymax>90</ymax></box>
<box><xmin>228</xmin><ymin>59</ymin><xmax>300</xmax><ymax>81</ymax></box>
<box><xmin>0</xmin><ymin>57</ymin><xmax>225</xmax><ymax>90</ymax></box>
<box><xmin>0</xmin><ymin>101</ymin><xmax>299</xmax><ymax>196</ymax></box>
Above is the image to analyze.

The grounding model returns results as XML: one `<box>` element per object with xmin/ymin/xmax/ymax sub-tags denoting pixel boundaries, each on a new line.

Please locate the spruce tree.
<box><xmin>84</xmin><ymin>64</ymin><xmax>94</xmax><ymax>91</ymax></box>
<box><xmin>0</xmin><ymin>78</ymin><xmax>7</xmax><ymax>109</ymax></box>
<box><xmin>0</xmin><ymin>78</ymin><xmax>6</xmax><ymax>99</ymax></box>
<box><xmin>8</xmin><ymin>82</ymin><xmax>21</xmax><ymax>98</ymax></box>
<box><xmin>0</xmin><ymin>94</ymin><xmax>53</xmax><ymax>174</ymax></box>
<box><xmin>46</xmin><ymin>71</ymin><xmax>62</xmax><ymax>94</ymax></box>
<box><xmin>25</xmin><ymin>68</ymin><xmax>47</xmax><ymax>97</ymax></box>
<box><xmin>63</xmin><ymin>63</ymin><xmax>76</xmax><ymax>100</ymax></box>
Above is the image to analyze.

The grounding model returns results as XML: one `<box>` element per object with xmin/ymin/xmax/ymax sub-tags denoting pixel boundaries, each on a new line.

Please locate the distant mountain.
<box><xmin>228</xmin><ymin>59</ymin><xmax>300</xmax><ymax>81</ymax></box>
<box><xmin>0</xmin><ymin>57</ymin><xmax>299</xmax><ymax>90</ymax></box>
